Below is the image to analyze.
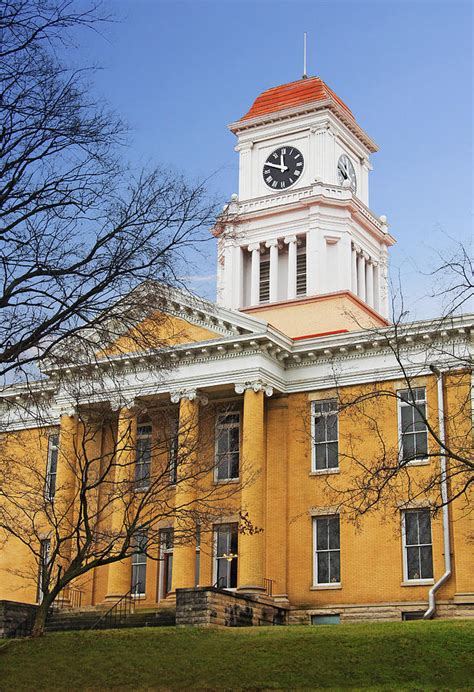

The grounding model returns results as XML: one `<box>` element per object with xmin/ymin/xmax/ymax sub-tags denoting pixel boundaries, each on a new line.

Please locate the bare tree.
<box><xmin>0</xmin><ymin>0</ymin><xmax>217</xmax><ymax>386</ymax></box>
<box><xmin>302</xmin><ymin>252</ymin><xmax>472</xmax><ymax>521</ymax></box>
<box><xmin>0</xmin><ymin>384</ymin><xmax>254</xmax><ymax>636</ymax></box>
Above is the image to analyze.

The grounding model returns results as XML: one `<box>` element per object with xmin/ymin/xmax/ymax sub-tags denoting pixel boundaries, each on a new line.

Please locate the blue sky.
<box><xmin>78</xmin><ymin>0</ymin><xmax>472</xmax><ymax>318</ymax></box>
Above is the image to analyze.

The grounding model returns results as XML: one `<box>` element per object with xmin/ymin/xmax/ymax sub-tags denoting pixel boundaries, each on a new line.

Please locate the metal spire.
<box><xmin>302</xmin><ymin>32</ymin><xmax>308</xmax><ymax>79</ymax></box>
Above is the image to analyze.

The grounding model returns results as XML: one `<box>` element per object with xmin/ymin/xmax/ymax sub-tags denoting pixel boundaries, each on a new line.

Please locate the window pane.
<box><xmin>314</xmin><ymin>445</ymin><xmax>327</xmax><ymax>470</ymax></box>
<box><xmin>405</xmin><ymin>512</ymin><xmax>418</xmax><ymax>545</ymax></box>
<box><xmin>314</xmin><ymin>416</ymin><xmax>326</xmax><ymax>443</ymax></box>
<box><xmin>230</xmin><ymin>453</ymin><xmax>239</xmax><ymax>479</ymax></box>
<box><xmin>401</xmin><ymin>405</ymin><xmax>414</xmax><ymax>433</ymax></box>
<box><xmin>166</xmin><ymin>555</ymin><xmax>173</xmax><ymax>594</ymax></box>
<box><xmin>216</xmin><ymin>558</ymin><xmax>227</xmax><ymax>587</ymax></box>
<box><xmin>328</xmin><ymin>517</ymin><xmax>340</xmax><ymax>549</ymax></box>
<box><xmin>327</xmin><ymin>442</ymin><xmax>338</xmax><ymax>469</ymax></box>
<box><xmin>216</xmin><ymin>528</ymin><xmax>229</xmax><ymax>556</ymax></box>
<box><xmin>407</xmin><ymin>546</ymin><xmax>421</xmax><ymax>579</ymax></box>
<box><xmin>415</xmin><ymin>432</ymin><xmax>428</xmax><ymax>458</ymax></box>
<box><xmin>217</xmin><ymin>431</ymin><xmax>229</xmax><ymax>454</ymax></box>
<box><xmin>329</xmin><ymin>550</ymin><xmax>340</xmax><ymax>582</ymax></box>
<box><xmin>420</xmin><ymin>545</ymin><xmax>433</xmax><ymax>579</ymax></box>
<box><xmin>229</xmin><ymin>426</ymin><xmax>240</xmax><ymax>452</ymax></box>
<box><xmin>402</xmin><ymin>434</ymin><xmax>415</xmax><ymax>461</ymax></box>
<box><xmin>316</xmin><ymin>518</ymin><xmax>328</xmax><ymax>550</ymax></box>
<box><xmin>418</xmin><ymin>511</ymin><xmax>431</xmax><ymax>544</ymax></box>
<box><xmin>317</xmin><ymin>552</ymin><xmax>329</xmax><ymax>584</ymax></box>
<box><xmin>229</xmin><ymin>556</ymin><xmax>238</xmax><ymax>588</ymax></box>
<box><xmin>327</xmin><ymin>413</ymin><xmax>338</xmax><ymax>442</ymax></box>
<box><xmin>230</xmin><ymin>525</ymin><xmax>238</xmax><ymax>555</ymax></box>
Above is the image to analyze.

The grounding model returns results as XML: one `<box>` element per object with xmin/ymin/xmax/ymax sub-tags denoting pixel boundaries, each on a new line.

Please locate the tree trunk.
<box><xmin>31</xmin><ymin>597</ymin><xmax>52</xmax><ymax>637</ymax></box>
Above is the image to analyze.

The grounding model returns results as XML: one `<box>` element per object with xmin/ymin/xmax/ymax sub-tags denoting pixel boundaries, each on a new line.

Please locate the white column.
<box><xmin>232</xmin><ymin>244</ymin><xmax>243</xmax><ymax>309</ymax></box>
<box><xmin>284</xmin><ymin>235</ymin><xmax>297</xmax><ymax>300</ymax></box>
<box><xmin>379</xmin><ymin>248</ymin><xmax>389</xmax><ymax>318</ymax></box>
<box><xmin>248</xmin><ymin>243</ymin><xmax>261</xmax><ymax>306</ymax></box>
<box><xmin>265</xmin><ymin>239</ymin><xmax>279</xmax><ymax>303</ymax></box>
<box><xmin>366</xmin><ymin>259</ymin><xmax>374</xmax><ymax>308</ymax></box>
<box><xmin>373</xmin><ymin>261</ymin><xmax>380</xmax><ymax>313</ymax></box>
<box><xmin>351</xmin><ymin>243</ymin><xmax>358</xmax><ymax>294</ymax></box>
<box><xmin>357</xmin><ymin>251</ymin><xmax>366</xmax><ymax>302</ymax></box>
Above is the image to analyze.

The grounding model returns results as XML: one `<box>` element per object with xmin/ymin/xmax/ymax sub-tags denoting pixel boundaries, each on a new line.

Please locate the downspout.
<box><xmin>424</xmin><ymin>365</ymin><xmax>451</xmax><ymax>619</ymax></box>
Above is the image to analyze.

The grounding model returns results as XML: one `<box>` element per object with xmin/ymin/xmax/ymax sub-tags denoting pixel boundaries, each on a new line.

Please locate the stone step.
<box><xmin>45</xmin><ymin>608</ymin><xmax>176</xmax><ymax>632</ymax></box>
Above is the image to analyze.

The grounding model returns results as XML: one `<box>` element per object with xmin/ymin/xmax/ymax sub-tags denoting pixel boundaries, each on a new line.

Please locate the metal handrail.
<box><xmin>90</xmin><ymin>583</ymin><xmax>140</xmax><ymax>630</ymax></box>
<box><xmin>48</xmin><ymin>585</ymin><xmax>84</xmax><ymax>614</ymax></box>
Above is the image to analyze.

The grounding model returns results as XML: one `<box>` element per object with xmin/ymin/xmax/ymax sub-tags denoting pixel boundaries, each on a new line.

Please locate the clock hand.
<box><xmin>266</xmin><ymin>161</ymin><xmax>284</xmax><ymax>171</ymax></box>
<box><xmin>280</xmin><ymin>153</ymin><xmax>288</xmax><ymax>172</ymax></box>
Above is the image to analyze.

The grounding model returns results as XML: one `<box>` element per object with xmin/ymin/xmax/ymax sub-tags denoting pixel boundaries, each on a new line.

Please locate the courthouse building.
<box><xmin>0</xmin><ymin>76</ymin><xmax>472</xmax><ymax>624</ymax></box>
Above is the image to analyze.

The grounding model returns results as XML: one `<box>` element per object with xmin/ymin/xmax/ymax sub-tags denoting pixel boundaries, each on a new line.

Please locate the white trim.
<box><xmin>401</xmin><ymin>509</ymin><xmax>434</xmax><ymax>583</ymax></box>
<box><xmin>397</xmin><ymin>386</ymin><xmax>429</xmax><ymax>465</ymax></box>
<box><xmin>312</xmin><ymin>515</ymin><xmax>341</xmax><ymax>587</ymax></box>
<box><xmin>310</xmin><ymin>399</ymin><xmax>339</xmax><ymax>472</ymax></box>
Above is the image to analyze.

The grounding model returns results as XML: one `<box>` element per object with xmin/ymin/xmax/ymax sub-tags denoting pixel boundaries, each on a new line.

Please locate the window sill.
<box><xmin>401</xmin><ymin>580</ymin><xmax>434</xmax><ymax>587</ymax></box>
<box><xmin>310</xmin><ymin>583</ymin><xmax>342</xmax><ymax>590</ymax></box>
<box><xmin>131</xmin><ymin>593</ymin><xmax>146</xmax><ymax>599</ymax></box>
<box><xmin>213</xmin><ymin>478</ymin><xmax>240</xmax><ymax>485</ymax></box>
<box><xmin>310</xmin><ymin>468</ymin><xmax>340</xmax><ymax>476</ymax></box>
<box><xmin>400</xmin><ymin>459</ymin><xmax>430</xmax><ymax>467</ymax></box>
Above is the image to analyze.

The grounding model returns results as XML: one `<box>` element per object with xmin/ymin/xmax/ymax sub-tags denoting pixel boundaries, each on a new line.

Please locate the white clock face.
<box><xmin>337</xmin><ymin>154</ymin><xmax>357</xmax><ymax>192</ymax></box>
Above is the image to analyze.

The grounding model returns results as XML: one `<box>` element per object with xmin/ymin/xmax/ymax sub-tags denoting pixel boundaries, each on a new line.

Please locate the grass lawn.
<box><xmin>0</xmin><ymin>620</ymin><xmax>472</xmax><ymax>690</ymax></box>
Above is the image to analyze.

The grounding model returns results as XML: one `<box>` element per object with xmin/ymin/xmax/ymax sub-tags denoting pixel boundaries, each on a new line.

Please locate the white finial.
<box><xmin>302</xmin><ymin>32</ymin><xmax>308</xmax><ymax>79</ymax></box>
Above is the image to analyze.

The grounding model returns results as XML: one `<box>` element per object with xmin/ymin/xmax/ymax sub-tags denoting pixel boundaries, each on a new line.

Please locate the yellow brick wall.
<box><xmin>0</xmin><ymin>372</ymin><xmax>471</xmax><ymax>612</ymax></box>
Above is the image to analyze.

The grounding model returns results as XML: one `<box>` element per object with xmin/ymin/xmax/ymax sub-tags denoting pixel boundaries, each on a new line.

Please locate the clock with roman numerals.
<box><xmin>263</xmin><ymin>146</ymin><xmax>304</xmax><ymax>190</ymax></box>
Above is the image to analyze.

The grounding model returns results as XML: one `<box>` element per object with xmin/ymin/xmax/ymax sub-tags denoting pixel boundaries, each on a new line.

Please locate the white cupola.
<box><xmin>215</xmin><ymin>76</ymin><xmax>396</xmax><ymax>339</ymax></box>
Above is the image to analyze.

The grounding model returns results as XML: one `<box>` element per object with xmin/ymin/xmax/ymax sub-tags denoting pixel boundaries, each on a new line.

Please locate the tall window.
<box><xmin>313</xmin><ymin>516</ymin><xmax>340</xmax><ymax>585</ymax></box>
<box><xmin>160</xmin><ymin>528</ymin><xmax>173</xmax><ymax>598</ymax></box>
<box><xmin>312</xmin><ymin>400</ymin><xmax>338</xmax><ymax>471</ymax></box>
<box><xmin>402</xmin><ymin>509</ymin><xmax>433</xmax><ymax>581</ymax></box>
<box><xmin>398</xmin><ymin>387</ymin><xmax>428</xmax><ymax>462</ymax></box>
<box><xmin>135</xmin><ymin>424</ymin><xmax>152</xmax><ymax>490</ymax></box>
<box><xmin>296</xmin><ymin>250</ymin><xmax>306</xmax><ymax>296</ymax></box>
<box><xmin>131</xmin><ymin>530</ymin><xmax>147</xmax><ymax>596</ymax></box>
<box><xmin>214</xmin><ymin>523</ymin><xmax>238</xmax><ymax>589</ymax></box>
<box><xmin>37</xmin><ymin>538</ymin><xmax>51</xmax><ymax>603</ymax></box>
<box><xmin>259</xmin><ymin>255</ymin><xmax>270</xmax><ymax>303</ymax></box>
<box><xmin>215</xmin><ymin>411</ymin><xmax>240</xmax><ymax>481</ymax></box>
<box><xmin>44</xmin><ymin>433</ymin><xmax>59</xmax><ymax>501</ymax></box>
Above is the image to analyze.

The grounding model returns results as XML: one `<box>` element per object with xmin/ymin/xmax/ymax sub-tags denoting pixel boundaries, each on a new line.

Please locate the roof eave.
<box><xmin>229</xmin><ymin>99</ymin><xmax>378</xmax><ymax>153</ymax></box>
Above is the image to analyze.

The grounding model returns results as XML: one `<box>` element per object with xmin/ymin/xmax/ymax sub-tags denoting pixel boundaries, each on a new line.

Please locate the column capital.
<box><xmin>352</xmin><ymin>242</ymin><xmax>361</xmax><ymax>253</ymax></box>
<box><xmin>265</xmin><ymin>238</ymin><xmax>279</xmax><ymax>248</ymax></box>
<box><xmin>234</xmin><ymin>380</ymin><xmax>273</xmax><ymax>397</ymax></box>
<box><xmin>284</xmin><ymin>235</ymin><xmax>297</xmax><ymax>245</ymax></box>
<box><xmin>247</xmin><ymin>242</ymin><xmax>261</xmax><ymax>253</ymax></box>
<box><xmin>109</xmin><ymin>395</ymin><xmax>136</xmax><ymax>412</ymax></box>
<box><xmin>52</xmin><ymin>404</ymin><xmax>76</xmax><ymax>419</ymax></box>
<box><xmin>170</xmin><ymin>389</ymin><xmax>208</xmax><ymax>405</ymax></box>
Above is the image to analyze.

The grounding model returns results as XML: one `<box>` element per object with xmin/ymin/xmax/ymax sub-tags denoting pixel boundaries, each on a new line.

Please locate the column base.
<box><xmin>103</xmin><ymin>593</ymin><xmax>127</xmax><ymax>604</ymax></box>
<box><xmin>236</xmin><ymin>585</ymin><xmax>266</xmax><ymax>595</ymax></box>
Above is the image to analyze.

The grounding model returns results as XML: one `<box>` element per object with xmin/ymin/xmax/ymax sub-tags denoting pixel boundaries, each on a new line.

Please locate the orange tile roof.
<box><xmin>238</xmin><ymin>76</ymin><xmax>354</xmax><ymax>123</ymax></box>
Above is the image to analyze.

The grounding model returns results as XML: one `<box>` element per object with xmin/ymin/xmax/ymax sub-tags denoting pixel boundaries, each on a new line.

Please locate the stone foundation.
<box><xmin>176</xmin><ymin>587</ymin><xmax>288</xmax><ymax>627</ymax></box>
<box><xmin>0</xmin><ymin>600</ymin><xmax>38</xmax><ymax>638</ymax></box>
<box><xmin>289</xmin><ymin>599</ymin><xmax>474</xmax><ymax>624</ymax></box>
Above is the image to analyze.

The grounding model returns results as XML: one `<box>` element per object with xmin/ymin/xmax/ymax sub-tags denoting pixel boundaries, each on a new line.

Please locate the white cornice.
<box><xmin>228</xmin><ymin>99</ymin><xmax>378</xmax><ymax>153</ymax></box>
<box><xmin>1</xmin><ymin>315</ymin><xmax>471</xmax><ymax>430</ymax></box>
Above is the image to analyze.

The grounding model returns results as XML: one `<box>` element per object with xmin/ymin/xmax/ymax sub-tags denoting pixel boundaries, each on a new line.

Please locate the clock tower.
<box><xmin>215</xmin><ymin>76</ymin><xmax>396</xmax><ymax>339</ymax></box>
